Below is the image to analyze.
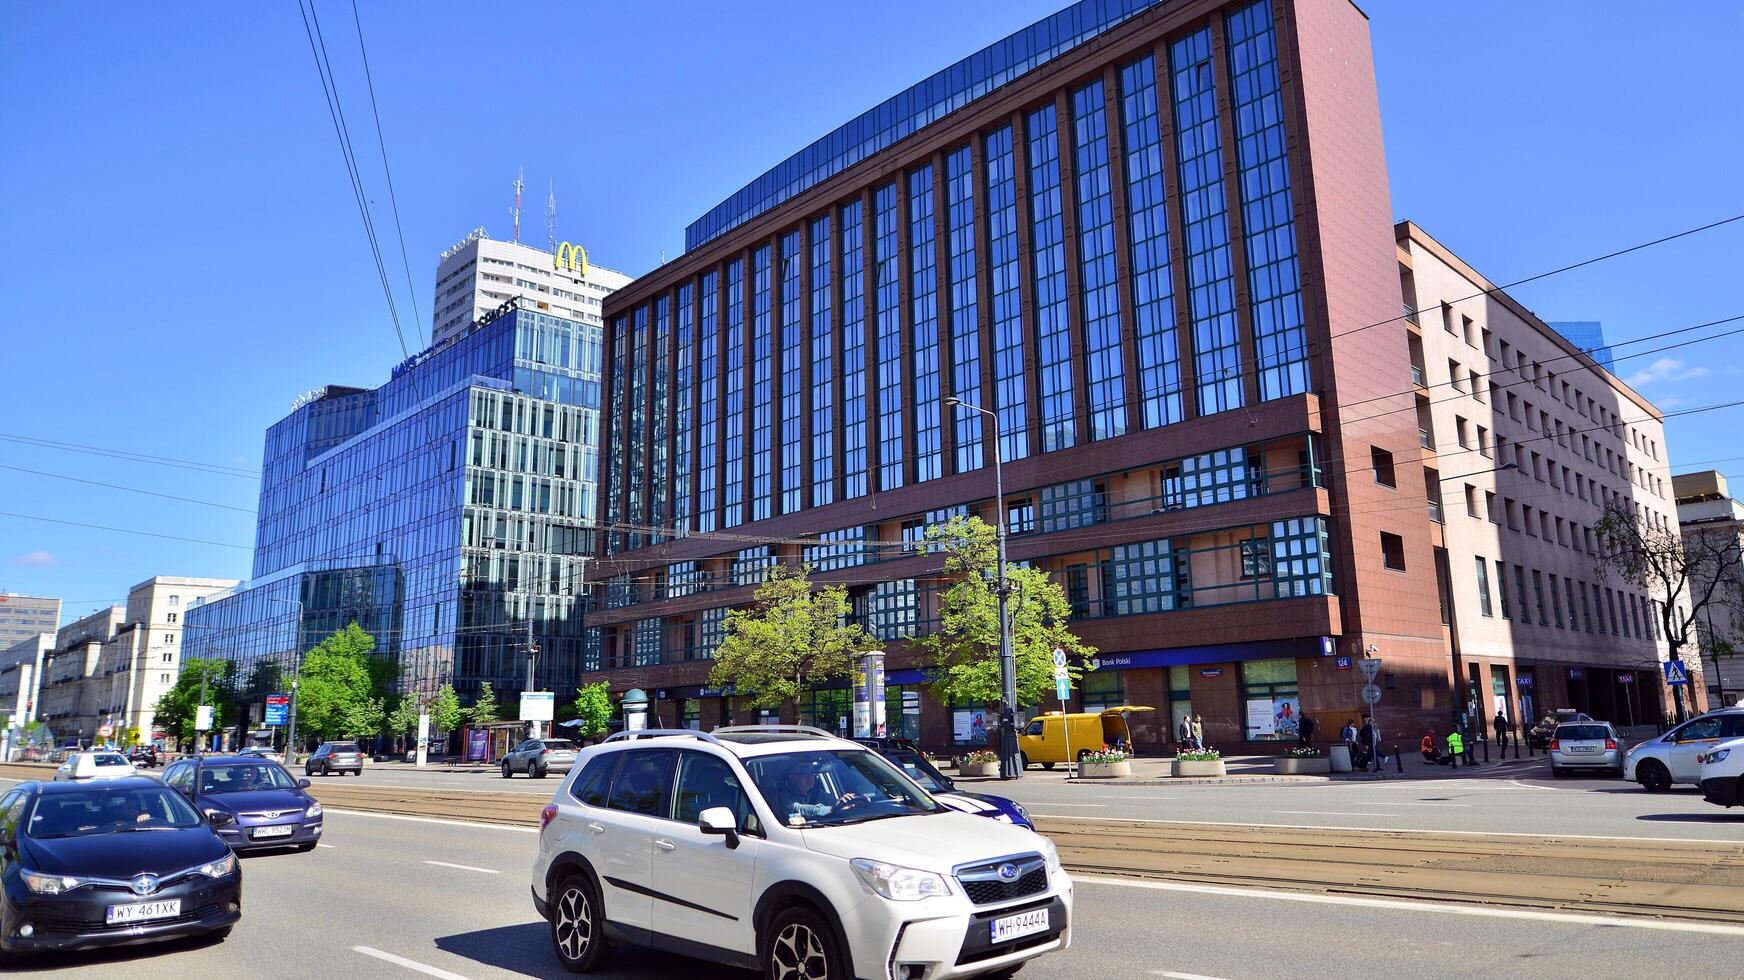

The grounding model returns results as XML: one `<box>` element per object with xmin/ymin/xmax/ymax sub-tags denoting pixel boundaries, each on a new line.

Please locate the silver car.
<box><xmin>1550</xmin><ymin>721</ymin><xmax>1623</xmax><ymax>777</ymax></box>
<box><xmin>501</xmin><ymin>738</ymin><xmax>579</xmax><ymax>778</ymax></box>
<box><xmin>1623</xmin><ymin>708</ymin><xmax>1744</xmax><ymax>792</ymax></box>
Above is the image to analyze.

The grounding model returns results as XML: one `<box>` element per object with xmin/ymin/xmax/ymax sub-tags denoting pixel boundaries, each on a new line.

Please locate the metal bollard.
<box><xmin>1393</xmin><ymin>746</ymin><xmax>1403</xmax><ymax>774</ymax></box>
<box><xmin>1482</xmin><ymin>737</ymin><xmax>1490</xmax><ymax>763</ymax></box>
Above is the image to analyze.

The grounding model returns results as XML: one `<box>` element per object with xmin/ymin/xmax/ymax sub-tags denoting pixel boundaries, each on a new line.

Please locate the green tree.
<box><xmin>707</xmin><ymin>564</ymin><xmax>875</xmax><ymax>710</ymax></box>
<box><xmin>152</xmin><ymin>659</ymin><xmax>232</xmax><ymax>746</ymax></box>
<box><xmin>295</xmin><ymin>623</ymin><xmax>384</xmax><ymax>741</ymax></box>
<box><xmin>572</xmin><ymin>682</ymin><xmax>614</xmax><ymax>741</ymax></box>
<box><xmin>429</xmin><ymin>683</ymin><xmax>463</xmax><ymax>734</ymax></box>
<box><xmin>469</xmin><ymin>681</ymin><xmax>500</xmax><ymax>725</ymax></box>
<box><xmin>386</xmin><ymin>694</ymin><xmax>422</xmax><ymax>741</ymax></box>
<box><xmin>915</xmin><ymin>515</ymin><xmax>1096</xmax><ymax>709</ymax></box>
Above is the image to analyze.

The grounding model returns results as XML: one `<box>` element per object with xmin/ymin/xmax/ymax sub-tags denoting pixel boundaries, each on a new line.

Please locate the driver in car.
<box><xmin>771</xmin><ymin>758</ymin><xmax>861</xmax><ymax>825</ymax></box>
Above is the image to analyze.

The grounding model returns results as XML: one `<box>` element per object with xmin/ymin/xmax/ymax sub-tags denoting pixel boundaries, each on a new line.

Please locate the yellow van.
<box><xmin>1019</xmin><ymin>706</ymin><xmax>1154</xmax><ymax>769</ymax></box>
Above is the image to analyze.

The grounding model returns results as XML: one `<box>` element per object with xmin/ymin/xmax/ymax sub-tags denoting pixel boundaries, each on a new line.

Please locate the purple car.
<box><xmin>162</xmin><ymin>756</ymin><xmax>323</xmax><ymax>852</ymax></box>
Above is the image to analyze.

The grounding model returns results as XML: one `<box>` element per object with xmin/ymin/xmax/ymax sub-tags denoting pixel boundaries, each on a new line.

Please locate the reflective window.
<box><xmin>1271</xmin><ymin>517</ymin><xmax>1332</xmax><ymax>597</ymax></box>
<box><xmin>607</xmin><ymin>749</ymin><xmax>675</xmax><ymax>817</ymax></box>
<box><xmin>697</xmin><ymin>271</ymin><xmax>720</xmax><ymax>532</ymax></box>
<box><xmin>1108</xmin><ymin>539</ymin><xmax>1181</xmax><ymax>614</ymax></box>
<box><xmin>810</xmin><ymin>215</ymin><xmax>835</xmax><ymax>507</ymax></box>
<box><xmin>627</xmin><ymin>305</ymin><xmax>648</xmax><ymax>548</ymax></box>
<box><xmin>1071</xmin><ymin>78</ymin><xmax>1127</xmax><ymax>440</ymax></box>
<box><xmin>945</xmin><ymin>145</ymin><xmax>983</xmax><ymax>473</ymax></box>
<box><xmin>874</xmin><ymin>182</ymin><xmax>905</xmax><ymax>491</ymax></box>
<box><xmin>1118</xmin><ymin>54</ymin><xmax>1184</xmax><ymax>428</ymax></box>
<box><xmin>909</xmin><ymin>165</ymin><xmax>942</xmax><ymax>483</ymax></box>
<box><xmin>779</xmin><ymin>231</ymin><xmax>805</xmax><ymax>514</ymax></box>
<box><xmin>839</xmin><ymin>201</ymin><xmax>869</xmax><ymax>499</ymax></box>
<box><xmin>984</xmin><ymin>125</ymin><xmax>1029</xmax><ymax>461</ymax></box>
<box><xmin>1172</xmin><ymin>27</ymin><xmax>1243</xmax><ymax>416</ymax></box>
<box><xmin>1027</xmin><ymin>103</ymin><xmax>1075</xmax><ymax>451</ymax></box>
<box><xmin>673</xmin><ymin>283</ymin><xmax>694</xmax><ymax>531</ymax></box>
<box><xmin>605</xmin><ymin>316</ymin><xmax>626</xmax><ymax>551</ymax></box>
<box><xmin>649</xmin><ymin>296</ymin><xmax>670</xmax><ymax>539</ymax></box>
<box><xmin>1228</xmin><ymin>1</ymin><xmax>1308</xmax><ymax>400</ymax></box>
<box><xmin>804</xmin><ymin>527</ymin><xmax>868</xmax><ymax>571</ymax></box>
<box><xmin>722</xmin><ymin>260</ymin><xmax>746</xmax><ymax>526</ymax></box>
<box><xmin>751</xmin><ymin>246</ymin><xmax>774</xmax><ymax>521</ymax></box>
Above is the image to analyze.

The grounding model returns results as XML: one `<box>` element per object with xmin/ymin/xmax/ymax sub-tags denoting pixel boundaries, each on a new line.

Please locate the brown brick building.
<box><xmin>581</xmin><ymin>0</ymin><xmax>1681</xmax><ymax>754</ymax></box>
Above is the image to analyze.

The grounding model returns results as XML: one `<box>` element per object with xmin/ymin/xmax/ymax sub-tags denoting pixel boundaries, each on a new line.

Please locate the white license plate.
<box><xmin>253</xmin><ymin>823</ymin><xmax>295</xmax><ymax>838</ymax></box>
<box><xmin>990</xmin><ymin>908</ymin><xmax>1050</xmax><ymax>943</ymax></box>
<box><xmin>1570</xmin><ymin>745</ymin><xmax>1598</xmax><ymax>753</ymax></box>
<box><xmin>106</xmin><ymin>898</ymin><xmax>181</xmax><ymax>925</ymax></box>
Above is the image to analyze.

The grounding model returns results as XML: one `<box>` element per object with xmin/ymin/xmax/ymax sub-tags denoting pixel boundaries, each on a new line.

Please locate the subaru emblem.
<box><xmin>131</xmin><ymin>874</ymin><xmax>159</xmax><ymax>896</ymax></box>
<box><xmin>997</xmin><ymin>863</ymin><xmax>1020</xmax><ymax>881</ymax></box>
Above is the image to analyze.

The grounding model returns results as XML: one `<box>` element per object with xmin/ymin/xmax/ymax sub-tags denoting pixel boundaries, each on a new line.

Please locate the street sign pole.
<box><xmin>1054</xmin><ymin>650</ymin><xmax>1072</xmax><ymax>779</ymax></box>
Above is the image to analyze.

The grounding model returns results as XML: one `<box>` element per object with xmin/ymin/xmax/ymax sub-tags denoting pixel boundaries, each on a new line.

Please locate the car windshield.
<box><xmin>541</xmin><ymin>740</ymin><xmax>578</xmax><ymax>750</ymax></box>
<box><xmin>745</xmin><ymin>749</ymin><xmax>940</xmax><ymax>828</ymax></box>
<box><xmin>200</xmin><ymin>763</ymin><xmax>297</xmax><ymax>794</ymax></box>
<box><xmin>1557</xmin><ymin>725</ymin><xmax>1610</xmax><ymax>740</ymax></box>
<box><xmin>27</xmin><ymin>787</ymin><xmax>202</xmax><ymax>838</ymax></box>
<box><xmin>881</xmin><ymin>748</ymin><xmax>951</xmax><ymax>792</ymax></box>
<box><xmin>92</xmin><ymin>755</ymin><xmax>129</xmax><ymax>767</ymax></box>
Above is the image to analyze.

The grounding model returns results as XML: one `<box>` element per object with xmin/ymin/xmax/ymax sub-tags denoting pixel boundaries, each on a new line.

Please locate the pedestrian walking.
<box><xmin>1178</xmin><ymin>714</ymin><xmax>1194</xmax><ymax>750</ymax></box>
<box><xmin>1493</xmin><ymin>710</ymin><xmax>1509</xmax><ymax>752</ymax></box>
<box><xmin>1191</xmin><ymin>714</ymin><xmax>1205</xmax><ymax>751</ymax></box>
<box><xmin>1297</xmin><ymin>712</ymin><xmax>1317</xmax><ymax>749</ymax></box>
<box><xmin>1341</xmin><ymin>718</ymin><xmax>1359</xmax><ymax>763</ymax></box>
<box><xmin>1358</xmin><ymin>719</ymin><xmax>1377</xmax><ymax>771</ymax></box>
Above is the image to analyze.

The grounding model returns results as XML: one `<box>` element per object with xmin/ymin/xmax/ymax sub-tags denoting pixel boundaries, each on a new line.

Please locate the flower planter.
<box><xmin>1076</xmin><ymin>760</ymin><xmax>1132</xmax><ymax>778</ymax></box>
<box><xmin>957</xmin><ymin>761</ymin><xmax>999</xmax><ymax>777</ymax></box>
<box><xmin>1171</xmin><ymin>758</ymin><xmax>1226</xmax><ymax>778</ymax></box>
<box><xmin>1274</xmin><ymin>756</ymin><xmax>1331</xmax><ymax>775</ymax></box>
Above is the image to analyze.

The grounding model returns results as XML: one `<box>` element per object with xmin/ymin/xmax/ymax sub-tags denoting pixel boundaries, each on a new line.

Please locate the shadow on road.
<box><xmin>1635</xmin><ymin>812</ymin><xmax>1744</xmax><ymax>824</ymax></box>
<box><xmin>435</xmin><ymin>922</ymin><xmax>757</xmax><ymax>979</ymax></box>
<box><xmin>0</xmin><ymin>928</ymin><xmax>227</xmax><ymax>973</ymax></box>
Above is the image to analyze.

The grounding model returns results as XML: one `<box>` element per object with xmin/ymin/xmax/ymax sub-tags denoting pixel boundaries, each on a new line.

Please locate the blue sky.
<box><xmin>2</xmin><ymin>1</ymin><xmax>1741</xmax><ymax>625</ymax></box>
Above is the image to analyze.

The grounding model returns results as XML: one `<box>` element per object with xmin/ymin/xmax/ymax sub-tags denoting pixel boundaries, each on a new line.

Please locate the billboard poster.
<box><xmin>466</xmin><ymin>728</ymin><xmax>489</xmax><ymax>761</ymax></box>
<box><xmin>953</xmin><ymin>708</ymin><xmax>988</xmax><ymax>744</ymax></box>
<box><xmin>1245</xmin><ymin>699</ymin><xmax>1276</xmax><ymax>739</ymax></box>
<box><xmin>1272</xmin><ymin>698</ymin><xmax>1301</xmax><ymax>738</ymax></box>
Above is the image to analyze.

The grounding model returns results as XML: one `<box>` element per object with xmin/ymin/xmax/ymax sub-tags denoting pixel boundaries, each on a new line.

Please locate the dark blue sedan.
<box><xmin>853</xmin><ymin>737</ymin><xmax>1034</xmax><ymax>829</ymax></box>
<box><xmin>162</xmin><ymin>757</ymin><xmax>323</xmax><ymax>852</ymax></box>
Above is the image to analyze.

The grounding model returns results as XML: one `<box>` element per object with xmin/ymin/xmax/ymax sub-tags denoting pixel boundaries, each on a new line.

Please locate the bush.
<box><xmin>1080</xmin><ymin>744</ymin><xmax>1129</xmax><ymax>764</ymax></box>
<box><xmin>1176</xmin><ymin>748</ymin><xmax>1221</xmax><ymax>761</ymax></box>
<box><xmin>961</xmin><ymin>749</ymin><xmax>999</xmax><ymax>766</ymax></box>
<box><xmin>1286</xmin><ymin>746</ymin><xmax>1323</xmax><ymax>758</ymax></box>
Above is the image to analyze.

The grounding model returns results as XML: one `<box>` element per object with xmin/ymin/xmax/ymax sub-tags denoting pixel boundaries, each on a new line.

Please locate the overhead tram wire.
<box><xmin>0</xmin><ymin>512</ymin><xmax>253</xmax><ymax>551</ymax></box>
<box><xmin>0</xmin><ymin>464</ymin><xmax>257</xmax><ymax>514</ymax></box>
<box><xmin>350</xmin><ymin>0</ymin><xmax>425</xmax><ymax>350</ymax></box>
<box><xmin>0</xmin><ymin>432</ymin><xmax>259</xmax><ymax>479</ymax></box>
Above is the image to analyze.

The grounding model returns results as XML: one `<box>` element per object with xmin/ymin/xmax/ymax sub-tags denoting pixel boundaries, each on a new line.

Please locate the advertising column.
<box><xmin>852</xmin><ymin>651</ymin><xmax>886</xmax><ymax>738</ymax></box>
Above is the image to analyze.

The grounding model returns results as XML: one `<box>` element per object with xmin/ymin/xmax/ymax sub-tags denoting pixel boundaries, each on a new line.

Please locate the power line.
<box><xmin>0</xmin><ymin>512</ymin><xmax>253</xmax><ymax>550</ymax></box>
<box><xmin>0</xmin><ymin>465</ymin><xmax>257</xmax><ymax>514</ymax></box>
<box><xmin>349</xmin><ymin>0</ymin><xmax>425</xmax><ymax>350</ymax></box>
<box><xmin>0</xmin><ymin>433</ymin><xmax>258</xmax><ymax>478</ymax></box>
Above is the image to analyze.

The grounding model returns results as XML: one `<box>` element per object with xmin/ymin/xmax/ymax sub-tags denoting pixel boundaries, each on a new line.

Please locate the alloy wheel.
<box><xmin>554</xmin><ymin>884</ymin><xmax>592</xmax><ymax>962</ymax></box>
<box><xmin>771</xmin><ymin>922</ymin><xmax>829</xmax><ymax>980</ymax></box>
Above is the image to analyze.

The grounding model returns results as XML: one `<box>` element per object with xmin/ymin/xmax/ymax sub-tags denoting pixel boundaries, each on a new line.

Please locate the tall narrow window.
<box><xmin>626</xmin><ymin>306</ymin><xmax>646</xmax><ymax>548</ymax></box>
<box><xmin>1171</xmin><ymin>26</ymin><xmax>1241</xmax><ymax>416</ymax></box>
<box><xmin>1027</xmin><ymin>103</ymin><xmax>1076</xmax><ymax>451</ymax></box>
<box><xmin>984</xmin><ymin>125</ymin><xmax>1029</xmax><ymax>461</ymax></box>
<box><xmin>696</xmin><ymin>272</ymin><xmax>720</xmax><ymax>531</ymax></box>
<box><xmin>874</xmin><ymin>182</ymin><xmax>905</xmax><ymax>489</ymax></box>
<box><xmin>605</xmin><ymin>316</ymin><xmax>626</xmax><ymax>551</ymax></box>
<box><xmin>673</xmin><ymin>282</ymin><xmax>693</xmax><ymax>531</ymax></box>
<box><xmin>779</xmin><ymin>231</ymin><xmax>804</xmax><ymax>513</ymax></box>
<box><xmin>1119</xmin><ymin>53</ymin><xmax>1184</xmax><ymax>429</ymax></box>
<box><xmin>722</xmin><ymin>259</ymin><xmax>746</xmax><ymax>526</ymax></box>
<box><xmin>840</xmin><ymin>201</ymin><xmax>869</xmax><ymax>499</ymax></box>
<box><xmin>750</xmin><ymin>245</ymin><xmax>773</xmax><ymax>521</ymax></box>
<box><xmin>1071</xmin><ymin>78</ymin><xmax>1126</xmax><ymax>440</ymax></box>
<box><xmin>909</xmin><ymin>165</ymin><xmax>942</xmax><ymax>482</ymax></box>
<box><xmin>945</xmin><ymin>145</ymin><xmax>983</xmax><ymax>473</ymax></box>
<box><xmin>649</xmin><ymin>297</ymin><xmax>670</xmax><ymax>541</ymax></box>
<box><xmin>810</xmin><ymin>215</ymin><xmax>835</xmax><ymax>508</ymax></box>
<box><xmin>1474</xmin><ymin>557</ymin><xmax>1492</xmax><ymax>617</ymax></box>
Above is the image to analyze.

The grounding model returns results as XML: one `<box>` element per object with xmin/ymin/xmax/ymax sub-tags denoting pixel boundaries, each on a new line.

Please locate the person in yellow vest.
<box><xmin>1446</xmin><ymin>729</ymin><xmax>1465</xmax><ymax>766</ymax></box>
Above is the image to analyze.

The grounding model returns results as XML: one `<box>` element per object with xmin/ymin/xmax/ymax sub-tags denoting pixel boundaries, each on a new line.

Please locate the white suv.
<box><xmin>532</xmin><ymin>726</ymin><xmax>1072</xmax><ymax>979</ymax></box>
<box><xmin>1621</xmin><ymin>707</ymin><xmax>1744</xmax><ymax>791</ymax></box>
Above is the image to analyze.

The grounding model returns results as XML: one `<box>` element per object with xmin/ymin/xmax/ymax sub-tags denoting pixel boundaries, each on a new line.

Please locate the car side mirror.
<box><xmin>298</xmin><ymin>778</ymin><xmax>312</xmax><ymax>789</ymax></box>
<box><xmin>698</xmin><ymin>806</ymin><xmax>740</xmax><ymax>849</ymax></box>
<box><xmin>206</xmin><ymin>810</ymin><xmax>236</xmax><ymax>828</ymax></box>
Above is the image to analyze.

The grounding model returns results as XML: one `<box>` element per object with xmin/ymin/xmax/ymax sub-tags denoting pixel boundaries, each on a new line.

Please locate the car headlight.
<box><xmin>193</xmin><ymin>852</ymin><xmax>237</xmax><ymax>878</ymax></box>
<box><xmin>21</xmin><ymin>871</ymin><xmax>84</xmax><ymax>895</ymax></box>
<box><xmin>1705</xmin><ymin>748</ymin><xmax>1730</xmax><ymax>765</ymax></box>
<box><xmin>305</xmin><ymin>801</ymin><xmax>323</xmax><ymax>818</ymax></box>
<box><xmin>850</xmin><ymin>858</ymin><xmax>951</xmax><ymax>901</ymax></box>
<box><xmin>1037</xmin><ymin>835</ymin><xmax>1062</xmax><ymax>872</ymax></box>
<box><xmin>1010</xmin><ymin>800</ymin><xmax>1032</xmax><ymax>822</ymax></box>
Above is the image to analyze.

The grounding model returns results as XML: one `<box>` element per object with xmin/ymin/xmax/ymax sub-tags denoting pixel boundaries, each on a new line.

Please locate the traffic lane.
<box><xmin>318</xmin><ymin>764</ymin><xmax>561</xmax><ymax>795</ymax></box>
<box><xmin>997</xmin><ymin>765</ymin><xmax>1742</xmax><ymax>841</ymax></box>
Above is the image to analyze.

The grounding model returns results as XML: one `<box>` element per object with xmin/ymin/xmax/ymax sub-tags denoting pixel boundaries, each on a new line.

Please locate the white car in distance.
<box><xmin>52</xmin><ymin>751</ymin><xmax>138</xmax><ymax>782</ymax></box>
<box><xmin>533</xmin><ymin>726</ymin><xmax>1072</xmax><ymax>979</ymax></box>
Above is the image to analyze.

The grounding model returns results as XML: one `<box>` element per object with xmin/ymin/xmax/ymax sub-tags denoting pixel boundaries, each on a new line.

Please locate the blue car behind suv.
<box><xmin>853</xmin><ymin>737</ymin><xmax>1034</xmax><ymax>828</ymax></box>
<box><xmin>162</xmin><ymin>757</ymin><xmax>323</xmax><ymax>852</ymax></box>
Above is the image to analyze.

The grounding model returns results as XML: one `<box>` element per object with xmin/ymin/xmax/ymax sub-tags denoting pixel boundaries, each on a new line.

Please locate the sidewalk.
<box><xmin>953</xmin><ymin>750</ymin><xmax>1550</xmax><ymax>786</ymax></box>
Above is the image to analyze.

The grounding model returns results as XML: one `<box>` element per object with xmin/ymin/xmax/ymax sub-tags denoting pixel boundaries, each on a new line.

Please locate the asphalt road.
<box><xmin>6</xmin><ymin>805</ymin><xmax>1743</xmax><ymax>980</ymax></box>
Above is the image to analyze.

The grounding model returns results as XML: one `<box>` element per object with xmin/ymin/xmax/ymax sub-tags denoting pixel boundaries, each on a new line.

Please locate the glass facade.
<box><xmin>722</xmin><ymin>259</ymin><xmax>746</xmax><ymax>527</ymax></box>
<box><xmin>685</xmin><ymin>0</ymin><xmax>1168</xmax><ymax>249</ymax></box>
<box><xmin>873</xmin><ymin>182</ymin><xmax>905</xmax><ymax>491</ymax></box>
<box><xmin>984</xmin><ymin>125</ymin><xmax>1029</xmax><ymax>462</ymax></box>
<box><xmin>1027</xmin><ymin>103</ymin><xmax>1075</xmax><ymax>452</ymax></box>
<box><xmin>672</xmin><ymin>283</ymin><xmax>694</xmax><ymax>531</ymax></box>
<box><xmin>1070</xmin><ymin>78</ymin><xmax>1127</xmax><ymax>441</ymax></box>
<box><xmin>626</xmin><ymin>306</ymin><xmax>647</xmax><ymax>548</ymax></box>
<box><xmin>1118</xmin><ymin>53</ymin><xmax>1185</xmax><ymax>429</ymax></box>
<box><xmin>779</xmin><ymin>231</ymin><xmax>804</xmax><ymax>514</ymax></box>
<box><xmin>1172</xmin><ymin>26</ymin><xmax>1243</xmax><ymax>417</ymax></box>
<box><xmin>839</xmin><ymin>200</ymin><xmax>869</xmax><ymax>499</ymax></box>
<box><xmin>809</xmin><ymin>216</ymin><xmax>835</xmax><ymax>507</ymax></box>
<box><xmin>945</xmin><ymin>145</ymin><xmax>983</xmax><ymax>473</ymax></box>
<box><xmin>649</xmin><ymin>296</ymin><xmax>670</xmax><ymax>541</ymax></box>
<box><xmin>909</xmin><ymin>164</ymin><xmax>943</xmax><ymax>483</ymax></box>
<box><xmin>750</xmin><ymin>246</ymin><xmax>774</xmax><ymax>522</ymax></box>
<box><xmin>696</xmin><ymin>272</ymin><xmax>720</xmax><ymax>532</ymax></box>
<box><xmin>188</xmin><ymin>305</ymin><xmax>602</xmax><ymax>713</ymax></box>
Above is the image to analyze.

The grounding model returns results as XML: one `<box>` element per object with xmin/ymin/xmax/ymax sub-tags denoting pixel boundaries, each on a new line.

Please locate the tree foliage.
<box><xmin>429</xmin><ymin>683</ymin><xmax>463</xmax><ymax>734</ymax></box>
<box><xmin>469</xmin><ymin>681</ymin><xmax>501</xmax><ymax>725</ymax></box>
<box><xmin>295</xmin><ymin>623</ymin><xmax>386</xmax><ymax>741</ymax></box>
<box><xmin>572</xmin><ymin>682</ymin><xmax>614</xmax><ymax>741</ymax></box>
<box><xmin>707</xmin><ymin>565</ymin><xmax>875</xmax><ymax>709</ymax></box>
<box><xmin>386</xmin><ymin>694</ymin><xmax>422</xmax><ymax>740</ymax></box>
<box><xmin>152</xmin><ymin>659</ymin><xmax>232</xmax><ymax>745</ymax></box>
<box><xmin>915</xmin><ymin>515</ymin><xmax>1096</xmax><ymax>709</ymax></box>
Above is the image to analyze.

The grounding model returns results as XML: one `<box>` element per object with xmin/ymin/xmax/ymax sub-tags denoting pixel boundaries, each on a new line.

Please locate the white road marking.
<box><xmin>317</xmin><ymin>843</ymin><xmax>337</xmax><ymax>848</ymax></box>
<box><xmin>424</xmin><ymin>860</ymin><xmax>500</xmax><ymax>874</ymax></box>
<box><xmin>1151</xmin><ymin>972</ymin><xmax>1235</xmax><ymax>980</ymax></box>
<box><xmin>1507</xmin><ymin>778</ymin><xmax>1580</xmax><ymax>792</ymax></box>
<box><xmin>1077</xmin><ymin>876</ymin><xmax>1744</xmax><ymax>937</ymax></box>
<box><xmin>324</xmin><ymin>808</ymin><xmax>538</xmax><ymax>833</ymax></box>
<box><xmin>1273</xmin><ymin>810</ymin><xmax>1396</xmax><ymax>817</ymax></box>
<box><xmin>352</xmin><ymin>946</ymin><xmax>473</xmax><ymax>980</ymax></box>
<box><xmin>1353</xmin><ymin>801</ymin><xmax>1470</xmax><ymax>807</ymax></box>
<box><xmin>1034</xmin><ymin>802</ymin><xmax>1110</xmax><ymax>807</ymax></box>
<box><xmin>1094</xmin><ymin>795</ymin><xmax>1176</xmax><ymax>801</ymax></box>
<box><xmin>1027</xmin><ymin>813</ymin><xmax>1744</xmax><ymax>845</ymax></box>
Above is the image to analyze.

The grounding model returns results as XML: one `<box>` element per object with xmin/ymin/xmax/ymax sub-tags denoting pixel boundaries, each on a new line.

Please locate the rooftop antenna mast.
<box><xmin>546</xmin><ymin>180</ymin><xmax>557</xmax><ymax>252</ymax></box>
<box><xmin>511</xmin><ymin>166</ymin><xmax>525</xmax><ymax>243</ymax></box>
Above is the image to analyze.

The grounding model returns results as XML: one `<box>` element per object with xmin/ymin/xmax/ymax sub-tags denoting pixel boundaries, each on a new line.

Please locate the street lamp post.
<box><xmin>269</xmin><ymin>597</ymin><xmax>304</xmax><ymax>762</ymax></box>
<box><xmin>944</xmin><ymin>396</ymin><xmax>1020</xmax><ymax>781</ymax></box>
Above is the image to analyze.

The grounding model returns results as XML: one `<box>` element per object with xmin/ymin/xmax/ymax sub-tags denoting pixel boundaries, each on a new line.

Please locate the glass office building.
<box><xmin>186</xmin><ymin>300</ymin><xmax>604</xmax><ymax>732</ymax></box>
